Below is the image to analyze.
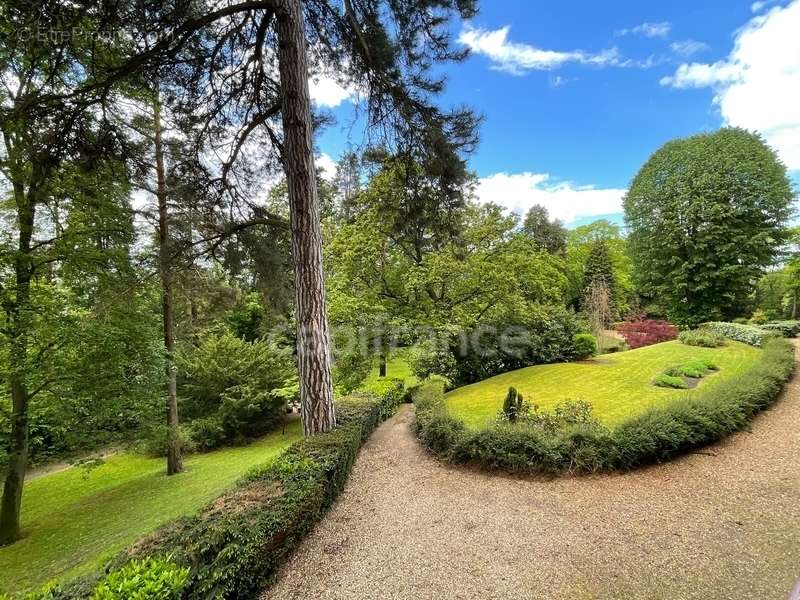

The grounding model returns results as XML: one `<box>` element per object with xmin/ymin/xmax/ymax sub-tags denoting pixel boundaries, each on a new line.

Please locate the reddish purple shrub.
<box><xmin>616</xmin><ymin>318</ymin><xmax>678</xmax><ymax>349</ymax></box>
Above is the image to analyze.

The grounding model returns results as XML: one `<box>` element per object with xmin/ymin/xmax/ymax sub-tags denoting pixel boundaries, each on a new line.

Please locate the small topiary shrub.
<box><xmin>616</xmin><ymin>318</ymin><xmax>678</xmax><ymax>349</ymax></box>
<box><xmin>572</xmin><ymin>333</ymin><xmax>598</xmax><ymax>359</ymax></box>
<box><xmin>498</xmin><ymin>387</ymin><xmax>528</xmax><ymax>423</ymax></box>
<box><xmin>703</xmin><ymin>321</ymin><xmax>778</xmax><ymax>347</ymax></box>
<box><xmin>678</xmin><ymin>329</ymin><xmax>725</xmax><ymax>348</ymax></box>
<box><xmin>89</xmin><ymin>558</ymin><xmax>189</xmax><ymax>600</ymax></box>
<box><xmin>653</xmin><ymin>373</ymin><xmax>688</xmax><ymax>389</ymax></box>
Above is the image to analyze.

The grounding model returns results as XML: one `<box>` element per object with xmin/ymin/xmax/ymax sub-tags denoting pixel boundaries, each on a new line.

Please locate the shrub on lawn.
<box><xmin>177</xmin><ymin>333</ymin><xmax>296</xmax><ymax>450</ymax></box>
<box><xmin>703</xmin><ymin>321</ymin><xmax>779</xmax><ymax>347</ymax></box>
<box><xmin>498</xmin><ymin>387</ymin><xmax>528</xmax><ymax>423</ymax></box>
<box><xmin>678</xmin><ymin>329</ymin><xmax>724</xmax><ymax>348</ymax></box>
<box><xmin>410</xmin><ymin>338</ymin><xmax>459</xmax><ymax>385</ymax></box>
<box><xmin>572</xmin><ymin>333</ymin><xmax>598</xmax><ymax>359</ymax></box>
<box><xmin>39</xmin><ymin>381</ymin><xmax>406</xmax><ymax>600</ymax></box>
<box><xmin>89</xmin><ymin>557</ymin><xmax>188</xmax><ymax>600</ymax></box>
<box><xmin>760</xmin><ymin>320</ymin><xmax>800</xmax><ymax>338</ymax></box>
<box><xmin>653</xmin><ymin>373</ymin><xmax>688</xmax><ymax>389</ymax></box>
<box><xmin>413</xmin><ymin>337</ymin><xmax>793</xmax><ymax>475</ymax></box>
<box><xmin>616</xmin><ymin>318</ymin><xmax>678</xmax><ymax>349</ymax></box>
<box><xmin>413</xmin><ymin>307</ymin><xmax>587</xmax><ymax>387</ymax></box>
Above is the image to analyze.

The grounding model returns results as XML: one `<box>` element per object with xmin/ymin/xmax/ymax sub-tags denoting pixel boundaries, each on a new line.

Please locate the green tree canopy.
<box><xmin>624</xmin><ymin>128</ymin><xmax>794</xmax><ymax>325</ymax></box>
<box><xmin>522</xmin><ymin>205</ymin><xmax>567</xmax><ymax>254</ymax></box>
<box><xmin>564</xmin><ymin>219</ymin><xmax>633</xmax><ymax>315</ymax></box>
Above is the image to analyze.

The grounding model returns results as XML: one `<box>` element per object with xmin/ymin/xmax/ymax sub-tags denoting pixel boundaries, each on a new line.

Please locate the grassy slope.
<box><xmin>446</xmin><ymin>341</ymin><xmax>760</xmax><ymax>428</ymax></box>
<box><xmin>0</xmin><ymin>421</ymin><xmax>302</xmax><ymax>594</ymax></box>
<box><xmin>363</xmin><ymin>349</ymin><xmax>418</xmax><ymax>388</ymax></box>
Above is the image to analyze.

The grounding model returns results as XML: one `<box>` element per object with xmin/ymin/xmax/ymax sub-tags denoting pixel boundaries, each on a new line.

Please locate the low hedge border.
<box><xmin>413</xmin><ymin>338</ymin><xmax>794</xmax><ymax>475</ymax></box>
<box><xmin>35</xmin><ymin>380</ymin><xmax>406</xmax><ymax>600</ymax></box>
<box><xmin>702</xmin><ymin>321</ymin><xmax>779</xmax><ymax>346</ymax></box>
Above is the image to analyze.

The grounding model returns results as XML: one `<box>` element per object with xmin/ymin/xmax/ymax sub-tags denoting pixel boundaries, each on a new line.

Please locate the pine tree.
<box><xmin>583</xmin><ymin>240</ymin><xmax>617</xmax><ymax>318</ymax></box>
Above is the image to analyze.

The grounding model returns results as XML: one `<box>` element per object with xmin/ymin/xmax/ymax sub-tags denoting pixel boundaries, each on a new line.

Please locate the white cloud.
<box><xmin>316</xmin><ymin>153</ymin><xmax>337</xmax><ymax>181</ymax></box>
<box><xmin>474</xmin><ymin>172</ymin><xmax>626</xmax><ymax>224</ymax></box>
<box><xmin>751</xmin><ymin>1</ymin><xmax>780</xmax><ymax>12</ymax></box>
<box><xmin>661</xmin><ymin>0</ymin><xmax>800</xmax><ymax>170</ymax></box>
<box><xmin>308</xmin><ymin>74</ymin><xmax>356</xmax><ymax>108</ymax></box>
<box><xmin>616</xmin><ymin>21</ymin><xmax>672</xmax><ymax>39</ymax></box>
<box><xmin>459</xmin><ymin>26</ymin><xmax>630</xmax><ymax>75</ymax></box>
<box><xmin>669</xmin><ymin>39</ymin><xmax>711</xmax><ymax>57</ymax></box>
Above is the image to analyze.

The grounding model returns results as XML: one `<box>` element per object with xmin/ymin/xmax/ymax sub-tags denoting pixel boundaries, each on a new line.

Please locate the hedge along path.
<box><xmin>263</xmin><ymin>342</ymin><xmax>800</xmax><ymax>600</ymax></box>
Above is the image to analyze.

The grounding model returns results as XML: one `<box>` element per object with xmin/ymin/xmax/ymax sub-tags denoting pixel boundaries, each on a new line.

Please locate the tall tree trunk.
<box><xmin>154</xmin><ymin>92</ymin><xmax>182</xmax><ymax>475</ymax></box>
<box><xmin>275</xmin><ymin>0</ymin><xmax>336</xmax><ymax>435</ymax></box>
<box><xmin>379</xmin><ymin>353</ymin><xmax>387</xmax><ymax>378</ymax></box>
<box><xmin>0</xmin><ymin>187</ymin><xmax>35</xmax><ymax>546</ymax></box>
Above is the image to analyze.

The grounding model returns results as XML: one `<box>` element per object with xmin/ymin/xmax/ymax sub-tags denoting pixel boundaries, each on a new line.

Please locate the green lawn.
<box><xmin>363</xmin><ymin>348</ymin><xmax>418</xmax><ymax>388</ymax></box>
<box><xmin>0</xmin><ymin>421</ymin><xmax>302</xmax><ymax>595</ymax></box>
<box><xmin>446</xmin><ymin>340</ymin><xmax>760</xmax><ymax>428</ymax></box>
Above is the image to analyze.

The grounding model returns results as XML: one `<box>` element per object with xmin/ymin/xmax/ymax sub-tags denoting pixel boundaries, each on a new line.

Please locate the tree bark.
<box><xmin>275</xmin><ymin>0</ymin><xmax>336</xmax><ymax>435</ymax></box>
<box><xmin>154</xmin><ymin>91</ymin><xmax>182</xmax><ymax>475</ymax></box>
<box><xmin>379</xmin><ymin>353</ymin><xmax>387</xmax><ymax>378</ymax></box>
<box><xmin>0</xmin><ymin>186</ymin><xmax>35</xmax><ymax>546</ymax></box>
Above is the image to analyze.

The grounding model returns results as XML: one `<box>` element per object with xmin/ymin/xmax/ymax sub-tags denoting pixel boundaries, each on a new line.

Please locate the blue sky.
<box><xmin>312</xmin><ymin>0</ymin><xmax>800</xmax><ymax>227</ymax></box>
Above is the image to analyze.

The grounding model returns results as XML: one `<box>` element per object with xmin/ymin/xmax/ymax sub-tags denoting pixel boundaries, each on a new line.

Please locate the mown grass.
<box><xmin>0</xmin><ymin>421</ymin><xmax>301</xmax><ymax>595</ymax></box>
<box><xmin>446</xmin><ymin>340</ymin><xmax>760</xmax><ymax>428</ymax></box>
<box><xmin>363</xmin><ymin>348</ymin><xmax>418</xmax><ymax>388</ymax></box>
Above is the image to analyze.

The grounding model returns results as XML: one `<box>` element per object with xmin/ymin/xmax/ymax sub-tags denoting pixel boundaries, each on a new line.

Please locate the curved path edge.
<box><xmin>263</xmin><ymin>343</ymin><xmax>800</xmax><ymax>600</ymax></box>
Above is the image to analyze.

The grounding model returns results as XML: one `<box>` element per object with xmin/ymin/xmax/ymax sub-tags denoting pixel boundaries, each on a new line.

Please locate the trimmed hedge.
<box><xmin>36</xmin><ymin>381</ymin><xmax>406</xmax><ymax>600</ymax></box>
<box><xmin>761</xmin><ymin>320</ymin><xmax>800</xmax><ymax>338</ymax></box>
<box><xmin>413</xmin><ymin>338</ymin><xmax>793</xmax><ymax>474</ymax></box>
<box><xmin>678</xmin><ymin>329</ymin><xmax>724</xmax><ymax>348</ymax></box>
<box><xmin>703</xmin><ymin>321</ymin><xmax>778</xmax><ymax>347</ymax></box>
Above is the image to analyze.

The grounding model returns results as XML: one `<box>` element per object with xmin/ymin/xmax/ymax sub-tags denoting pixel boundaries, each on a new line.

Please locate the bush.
<box><xmin>761</xmin><ymin>320</ymin><xmax>800</xmax><ymax>337</ymax></box>
<box><xmin>703</xmin><ymin>322</ymin><xmax>778</xmax><ymax>347</ymax></box>
<box><xmin>413</xmin><ymin>338</ymin><xmax>793</xmax><ymax>475</ymax></box>
<box><xmin>431</xmin><ymin>306</ymin><xmax>586</xmax><ymax>387</ymax></box>
<box><xmin>572</xmin><ymin>333</ymin><xmax>597</xmax><ymax>359</ymax></box>
<box><xmin>410</xmin><ymin>339</ymin><xmax>459</xmax><ymax>384</ymax></box>
<box><xmin>177</xmin><ymin>333</ymin><xmax>296</xmax><ymax>450</ymax></box>
<box><xmin>616</xmin><ymin>318</ymin><xmax>678</xmax><ymax>349</ymax></box>
<box><xmin>498</xmin><ymin>387</ymin><xmax>528</xmax><ymax>423</ymax></box>
<box><xmin>678</xmin><ymin>329</ymin><xmax>725</xmax><ymax>348</ymax></box>
<box><xmin>653</xmin><ymin>374</ymin><xmax>688</xmax><ymax>389</ymax></box>
<box><xmin>89</xmin><ymin>558</ymin><xmax>189</xmax><ymax>600</ymax></box>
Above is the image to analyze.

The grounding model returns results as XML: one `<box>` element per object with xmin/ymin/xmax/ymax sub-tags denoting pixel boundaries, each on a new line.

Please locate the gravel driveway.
<box><xmin>263</xmin><ymin>344</ymin><xmax>800</xmax><ymax>600</ymax></box>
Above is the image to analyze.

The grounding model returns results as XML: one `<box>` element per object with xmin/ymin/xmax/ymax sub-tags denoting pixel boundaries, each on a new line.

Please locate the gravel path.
<box><xmin>264</xmin><ymin>344</ymin><xmax>800</xmax><ymax>600</ymax></box>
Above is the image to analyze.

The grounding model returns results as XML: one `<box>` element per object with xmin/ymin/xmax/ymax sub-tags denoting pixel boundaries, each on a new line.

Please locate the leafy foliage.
<box><xmin>678</xmin><ymin>329</ymin><xmax>725</xmax><ymax>348</ymax></box>
<box><xmin>760</xmin><ymin>320</ymin><xmax>800</xmax><ymax>337</ymax></box>
<box><xmin>446</xmin><ymin>306</ymin><xmax>587</xmax><ymax>386</ymax></box>
<box><xmin>653</xmin><ymin>374</ymin><xmax>688</xmax><ymax>389</ymax></box>
<box><xmin>582</xmin><ymin>240</ymin><xmax>617</xmax><ymax>317</ymax></box>
<box><xmin>703</xmin><ymin>322</ymin><xmax>778</xmax><ymax>347</ymax></box>
<box><xmin>176</xmin><ymin>333</ymin><xmax>295</xmax><ymax>450</ymax></box>
<box><xmin>498</xmin><ymin>387</ymin><xmax>528</xmax><ymax>423</ymax></box>
<box><xmin>89</xmin><ymin>558</ymin><xmax>188</xmax><ymax>600</ymax></box>
<box><xmin>522</xmin><ymin>205</ymin><xmax>567</xmax><ymax>254</ymax></box>
<box><xmin>625</xmin><ymin>128</ymin><xmax>794</xmax><ymax>325</ymax></box>
<box><xmin>564</xmin><ymin>220</ymin><xmax>634</xmax><ymax>315</ymax></box>
<box><xmin>572</xmin><ymin>333</ymin><xmax>598</xmax><ymax>359</ymax></box>
<box><xmin>616</xmin><ymin>318</ymin><xmax>678</xmax><ymax>349</ymax></box>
